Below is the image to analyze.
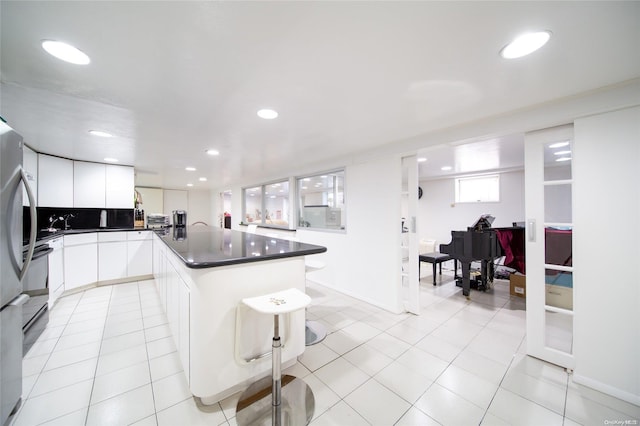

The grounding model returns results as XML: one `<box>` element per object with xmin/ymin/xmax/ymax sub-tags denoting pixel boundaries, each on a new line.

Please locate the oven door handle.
<box><xmin>19</xmin><ymin>167</ymin><xmax>38</xmax><ymax>281</ymax></box>
<box><xmin>31</xmin><ymin>247</ymin><xmax>54</xmax><ymax>260</ymax></box>
<box><xmin>8</xmin><ymin>294</ymin><xmax>30</xmax><ymax>307</ymax></box>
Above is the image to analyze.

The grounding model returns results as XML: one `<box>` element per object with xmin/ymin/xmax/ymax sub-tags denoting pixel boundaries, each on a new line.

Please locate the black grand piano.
<box><xmin>440</xmin><ymin>215</ymin><xmax>525</xmax><ymax>297</ymax></box>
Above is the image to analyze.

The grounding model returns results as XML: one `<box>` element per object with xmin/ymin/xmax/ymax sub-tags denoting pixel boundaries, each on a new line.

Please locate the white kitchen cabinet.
<box><xmin>64</xmin><ymin>233</ymin><xmax>98</xmax><ymax>290</ymax></box>
<box><xmin>38</xmin><ymin>154</ymin><xmax>73</xmax><ymax>207</ymax></box>
<box><xmin>178</xmin><ymin>278</ymin><xmax>190</xmax><ymax>380</ymax></box>
<box><xmin>22</xmin><ymin>145</ymin><xmax>38</xmax><ymax>207</ymax></box>
<box><xmin>47</xmin><ymin>237</ymin><xmax>64</xmax><ymax>307</ymax></box>
<box><xmin>98</xmin><ymin>232</ymin><xmax>128</xmax><ymax>282</ymax></box>
<box><xmin>153</xmin><ymin>234</ymin><xmax>167</xmax><ymax>310</ymax></box>
<box><xmin>74</xmin><ymin>161</ymin><xmax>106</xmax><ymax>208</ymax></box>
<box><xmin>127</xmin><ymin>231</ymin><xmax>153</xmax><ymax>277</ymax></box>
<box><xmin>164</xmin><ymin>255</ymin><xmax>190</xmax><ymax>383</ymax></box>
<box><xmin>106</xmin><ymin>164</ymin><xmax>134</xmax><ymax>208</ymax></box>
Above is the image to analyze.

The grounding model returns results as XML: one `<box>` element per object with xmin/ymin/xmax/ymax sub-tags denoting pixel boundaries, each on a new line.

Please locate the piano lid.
<box><xmin>471</xmin><ymin>214</ymin><xmax>495</xmax><ymax>230</ymax></box>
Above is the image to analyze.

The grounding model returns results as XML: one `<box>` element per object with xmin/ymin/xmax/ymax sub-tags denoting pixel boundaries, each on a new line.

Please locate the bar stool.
<box><xmin>236</xmin><ymin>288</ymin><xmax>315</xmax><ymax>426</ymax></box>
<box><xmin>304</xmin><ymin>259</ymin><xmax>327</xmax><ymax>346</ymax></box>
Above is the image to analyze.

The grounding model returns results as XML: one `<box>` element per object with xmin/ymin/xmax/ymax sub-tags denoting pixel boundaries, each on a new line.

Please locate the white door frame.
<box><xmin>525</xmin><ymin>124</ymin><xmax>575</xmax><ymax>370</ymax></box>
<box><xmin>401</xmin><ymin>155</ymin><xmax>419</xmax><ymax>314</ymax></box>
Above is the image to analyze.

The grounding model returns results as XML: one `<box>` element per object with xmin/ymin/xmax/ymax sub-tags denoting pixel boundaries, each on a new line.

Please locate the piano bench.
<box><xmin>419</xmin><ymin>253</ymin><xmax>452</xmax><ymax>286</ymax></box>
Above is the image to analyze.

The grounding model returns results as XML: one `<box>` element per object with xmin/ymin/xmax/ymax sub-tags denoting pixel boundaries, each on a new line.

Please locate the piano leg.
<box><xmin>480</xmin><ymin>260</ymin><xmax>488</xmax><ymax>291</ymax></box>
<box><xmin>461</xmin><ymin>262</ymin><xmax>471</xmax><ymax>297</ymax></box>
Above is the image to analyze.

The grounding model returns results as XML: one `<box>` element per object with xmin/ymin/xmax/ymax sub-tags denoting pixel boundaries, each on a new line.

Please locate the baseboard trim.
<box><xmin>572</xmin><ymin>373</ymin><xmax>640</xmax><ymax>406</ymax></box>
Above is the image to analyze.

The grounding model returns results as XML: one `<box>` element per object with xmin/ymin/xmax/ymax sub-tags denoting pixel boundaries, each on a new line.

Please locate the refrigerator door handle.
<box><xmin>18</xmin><ymin>167</ymin><xmax>37</xmax><ymax>281</ymax></box>
<box><xmin>8</xmin><ymin>294</ymin><xmax>30</xmax><ymax>306</ymax></box>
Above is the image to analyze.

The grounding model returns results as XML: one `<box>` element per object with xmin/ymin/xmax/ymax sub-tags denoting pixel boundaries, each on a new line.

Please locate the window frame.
<box><xmin>296</xmin><ymin>169</ymin><xmax>346</xmax><ymax>232</ymax></box>
<box><xmin>454</xmin><ymin>174</ymin><xmax>501</xmax><ymax>203</ymax></box>
<box><xmin>242</xmin><ymin>178</ymin><xmax>293</xmax><ymax>229</ymax></box>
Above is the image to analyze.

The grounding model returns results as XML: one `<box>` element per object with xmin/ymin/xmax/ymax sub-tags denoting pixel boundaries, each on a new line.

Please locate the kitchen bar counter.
<box><xmin>151</xmin><ymin>226</ymin><xmax>327</xmax><ymax>404</ymax></box>
<box><xmin>154</xmin><ymin>226</ymin><xmax>326</xmax><ymax>268</ymax></box>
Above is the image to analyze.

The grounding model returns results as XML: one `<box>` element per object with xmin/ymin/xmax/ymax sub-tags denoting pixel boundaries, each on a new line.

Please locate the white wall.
<box><xmin>135</xmin><ymin>187</ymin><xmax>163</xmax><ymax>215</ymax></box>
<box><xmin>573</xmin><ymin>106</ymin><xmax>640</xmax><ymax>405</ymax></box>
<box><xmin>418</xmin><ymin>170</ymin><xmax>525</xmax><ymax>248</ymax></box>
<box><xmin>187</xmin><ymin>189</ymin><xmax>213</xmax><ymax>226</ymax></box>
<box><xmin>223</xmin><ymin>155</ymin><xmax>403</xmax><ymax>313</ymax></box>
<box><xmin>299</xmin><ymin>156</ymin><xmax>402</xmax><ymax>312</ymax></box>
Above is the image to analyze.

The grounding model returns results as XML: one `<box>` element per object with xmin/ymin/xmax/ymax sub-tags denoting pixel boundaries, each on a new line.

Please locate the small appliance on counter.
<box><xmin>147</xmin><ymin>213</ymin><xmax>169</xmax><ymax>228</ymax></box>
<box><xmin>173</xmin><ymin>210</ymin><xmax>187</xmax><ymax>227</ymax></box>
<box><xmin>99</xmin><ymin>209</ymin><xmax>107</xmax><ymax>228</ymax></box>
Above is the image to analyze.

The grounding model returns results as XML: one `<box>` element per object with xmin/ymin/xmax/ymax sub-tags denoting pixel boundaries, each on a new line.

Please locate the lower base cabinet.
<box><xmin>98</xmin><ymin>241</ymin><xmax>128</xmax><ymax>281</ymax></box>
<box><xmin>154</xmin><ymin>234</ymin><xmax>190</xmax><ymax>383</ymax></box>
<box><xmin>48</xmin><ymin>238</ymin><xmax>64</xmax><ymax>307</ymax></box>
<box><xmin>64</xmin><ymin>238</ymin><xmax>98</xmax><ymax>291</ymax></box>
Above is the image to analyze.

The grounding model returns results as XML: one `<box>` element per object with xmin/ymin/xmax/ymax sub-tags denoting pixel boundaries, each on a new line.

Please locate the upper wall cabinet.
<box><xmin>22</xmin><ymin>145</ymin><xmax>38</xmax><ymax>207</ymax></box>
<box><xmin>37</xmin><ymin>154</ymin><xmax>135</xmax><ymax>209</ymax></box>
<box><xmin>38</xmin><ymin>154</ymin><xmax>73</xmax><ymax>207</ymax></box>
<box><xmin>74</xmin><ymin>161</ymin><xmax>106</xmax><ymax>208</ymax></box>
<box><xmin>106</xmin><ymin>164</ymin><xmax>134</xmax><ymax>208</ymax></box>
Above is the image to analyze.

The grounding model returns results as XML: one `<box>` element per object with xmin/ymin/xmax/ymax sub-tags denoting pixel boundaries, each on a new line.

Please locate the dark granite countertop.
<box><xmin>155</xmin><ymin>226</ymin><xmax>326</xmax><ymax>269</ymax></box>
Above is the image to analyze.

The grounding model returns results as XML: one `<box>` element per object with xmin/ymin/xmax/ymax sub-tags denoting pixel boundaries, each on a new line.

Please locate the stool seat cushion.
<box><xmin>419</xmin><ymin>252</ymin><xmax>451</xmax><ymax>263</ymax></box>
<box><xmin>242</xmin><ymin>288</ymin><xmax>311</xmax><ymax>314</ymax></box>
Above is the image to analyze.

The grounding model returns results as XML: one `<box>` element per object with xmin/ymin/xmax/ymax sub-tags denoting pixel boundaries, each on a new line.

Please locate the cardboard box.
<box><xmin>510</xmin><ymin>274</ymin><xmax>526</xmax><ymax>298</ymax></box>
<box><xmin>545</xmin><ymin>284</ymin><xmax>573</xmax><ymax>310</ymax></box>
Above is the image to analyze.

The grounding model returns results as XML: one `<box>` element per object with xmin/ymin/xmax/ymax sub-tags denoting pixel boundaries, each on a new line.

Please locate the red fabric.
<box><xmin>545</xmin><ymin>228</ymin><xmax>572</xmax><ymax>267</ymax></box>
<box><xmin>496</xmin><ymin>228</ymin><xmax>526</xmax><ymax>274</ymax></box>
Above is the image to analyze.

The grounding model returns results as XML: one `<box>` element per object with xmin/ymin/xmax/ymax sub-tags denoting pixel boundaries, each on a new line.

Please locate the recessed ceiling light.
<box><xmin>41</xmin><ymin>40</ymin><xmax>90</xmax><ymax>65</ymax></box>
<box><xmin>417</xmin><ymin>157</ymin><xmax>427</xmax><ymax>162</ymax></box>
<box><xmin>257</xmin><ymin>109</ymin><xmax>278</xmax><ymax>119</ymax></box>
<box><xmin>186</xmin><ymin>183</ymin><xmax>194</xmax><ymax>187</ymax></box>
<box><xmin>553</xmin><ymin>150</ymin><xmax>571</xmax><ymax>155</ymax></box>
<box><xmin>88</xmin><ymin>130</ymin><xmax>113</xmax><ymax>138</ymax></box>
<box><xmin>199</xmin><ymin>177</ymin><xmax>207</xmax><ymax>182</ymax></box>
<box><xmin>301</xmin><ymin>186</ymin><xmax>308</xmax><ymax>190</ymax></box>
<box><xmin>556</xmin><ymin>157</ymin><xmax>572</xmax><ymax>162</ymax></box>
<box><xmin>104</xmin><ymin>157</ymin><xmax>118</xmax><ymax>163</ymax></box>
<box><xmin>441</xmin><ymin>166</ymin><xmax>452</xmax><ymax>171</ymax></box>
<box><xmin>206</xmin><ymin>149</ymin><xmax>220</xmax><ymax>156</ymax></box>
<box><xmin>185</xmin><ymin>167</ymin><xmax>196</xmax><ymax>171</ymax></box>
<box><xmin>549</xmin><ymin>141</ymin><xmax>570</xmax><ymax>148</ymax></box>
<box><xmin>500</xmin><ymin>31</ymin><xmax>551</xmax><ymax>59</ymax></box>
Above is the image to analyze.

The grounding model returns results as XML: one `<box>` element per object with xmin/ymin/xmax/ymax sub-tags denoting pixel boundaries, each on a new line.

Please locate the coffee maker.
<box><xmin>173</xmin><ymin>210</ymin><xmax>187</xmax><ymax>227</ymax></box>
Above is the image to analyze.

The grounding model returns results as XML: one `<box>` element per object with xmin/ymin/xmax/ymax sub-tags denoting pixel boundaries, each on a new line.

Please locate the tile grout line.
<box><xmin>82</xmin><ymin>285</ymin><xmax>113</xmax><ymax>426</ymax></box>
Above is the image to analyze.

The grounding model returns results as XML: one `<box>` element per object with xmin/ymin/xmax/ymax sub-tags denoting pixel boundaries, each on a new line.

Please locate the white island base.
<box><xmin>153</xmin><ymin>235</ymin><xmax>308</xmax><ymax>405</ymax></box>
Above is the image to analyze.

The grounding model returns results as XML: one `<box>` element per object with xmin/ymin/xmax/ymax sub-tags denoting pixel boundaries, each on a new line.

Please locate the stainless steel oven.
<box><xmin>21</xmin><ymin>243</ymin><xmax>52</xmax><ymax>355</ymax></box>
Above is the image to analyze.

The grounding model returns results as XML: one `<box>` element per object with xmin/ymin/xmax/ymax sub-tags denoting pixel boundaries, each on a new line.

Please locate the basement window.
<box><xmin>242</xmin><ymin>180</ymin><xmax>291</xmax><ymax>228</ymax></box>
<box><xmin>455</xmin><ymin>174</ymin><xmax>500</xmax><ymax>203</ymax></box>
<box><xmin>297</xmin><ymin>170</ymin><xmax>345</xmax><ymax>231</ymax></box>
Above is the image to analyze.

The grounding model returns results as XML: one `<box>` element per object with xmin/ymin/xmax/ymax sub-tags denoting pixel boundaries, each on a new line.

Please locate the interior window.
<box><xmin>297</xmin><ymin>170</ymin><xmax>345</xmax><ymax>230</ymax></box>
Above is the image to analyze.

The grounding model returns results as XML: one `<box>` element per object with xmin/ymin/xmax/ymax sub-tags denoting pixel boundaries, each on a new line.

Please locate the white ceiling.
<box><xmin>1</xmin><ymin>1</ymin><xmax>638</xmax><ymax>189</ymax></box>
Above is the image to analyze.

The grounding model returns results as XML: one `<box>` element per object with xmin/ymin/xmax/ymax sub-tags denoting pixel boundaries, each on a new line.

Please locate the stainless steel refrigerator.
<box><xmin>1</xmin><ymin>120</ymin><xmax>37</xmax><ymax>425</ymax></box>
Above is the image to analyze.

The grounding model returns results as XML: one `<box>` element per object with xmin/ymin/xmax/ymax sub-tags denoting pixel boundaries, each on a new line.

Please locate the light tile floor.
<box><xmin>9</xmin><ymin>274</ymin><xmax>640</xmax><ymax>425</ymax></box>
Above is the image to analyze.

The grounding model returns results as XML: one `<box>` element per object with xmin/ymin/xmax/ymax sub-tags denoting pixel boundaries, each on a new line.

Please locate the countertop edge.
<box><xmin>182</xmin><ymin>246</ymin><xmax>327</xmax><ymax>269</ymax></box>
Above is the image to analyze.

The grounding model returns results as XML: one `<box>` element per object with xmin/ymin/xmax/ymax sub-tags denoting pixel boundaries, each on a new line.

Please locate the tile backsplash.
<box><xmin>24</xmin><ymin>207</ymin><xmax>134</xmax><ymax>242</ymax></box>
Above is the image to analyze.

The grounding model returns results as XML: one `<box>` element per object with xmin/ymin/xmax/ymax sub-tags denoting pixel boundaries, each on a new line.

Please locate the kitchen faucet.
<box><xmin>63</xmin><ymin>213</ymin><xmax>75</xmax><ymax>230</ymax></box>
<box><xmin>47</xmin><ymin>215</ymin><xmax>63</xmax><ymax>231</ymax></box>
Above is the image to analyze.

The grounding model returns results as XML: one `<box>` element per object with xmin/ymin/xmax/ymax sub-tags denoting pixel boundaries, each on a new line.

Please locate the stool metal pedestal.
<box><xmin>236</xmin><ymin>289</ymin><xmax>315</xmax><ymax>426</ymax></box>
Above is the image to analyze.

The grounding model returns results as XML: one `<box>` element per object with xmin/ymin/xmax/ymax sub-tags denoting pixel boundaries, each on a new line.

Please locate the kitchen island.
<box><xmin>152</xmin><ymin>226</ymin><xmax>326</xmax><ymax>404</ymax></box>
